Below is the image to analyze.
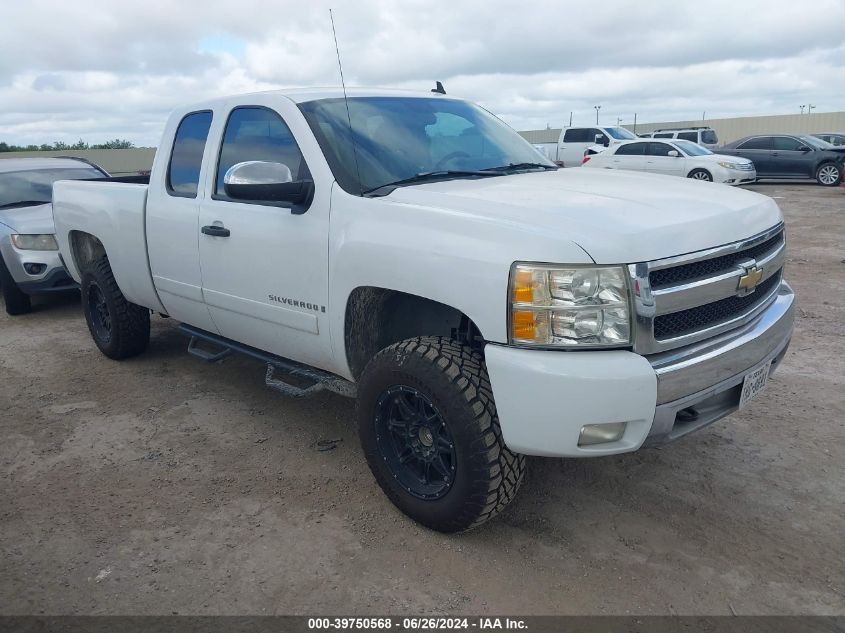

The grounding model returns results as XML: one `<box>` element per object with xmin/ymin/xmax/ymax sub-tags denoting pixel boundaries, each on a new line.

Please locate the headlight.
<box><xmin>11</xmin><ymin>234</ymin><xmax>59</xmax><ymax>251</ymax></box>
<box><xmin>509</xmin><ymin>264</ymin><xmax>631</xmax><ymax>347</ymax></box>
<box><xmin>717</xmin><ymin>161</ymin><xmax>739</xmax><ymax>170</ymax></box>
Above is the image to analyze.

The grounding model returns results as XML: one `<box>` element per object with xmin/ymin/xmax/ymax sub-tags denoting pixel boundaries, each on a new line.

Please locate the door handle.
<box><xmin>201</xmin><ymin>224</ymin><xmax>230</xmax><ymax>237</ymax></box>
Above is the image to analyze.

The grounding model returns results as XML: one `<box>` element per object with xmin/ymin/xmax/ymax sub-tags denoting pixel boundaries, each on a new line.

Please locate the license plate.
<box><xmin>739</xmin><ymin>362</ymin><xmax>771</xmax><ymax>409</ymax></box>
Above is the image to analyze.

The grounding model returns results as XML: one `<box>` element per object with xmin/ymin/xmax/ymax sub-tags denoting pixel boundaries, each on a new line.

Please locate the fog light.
<box><xmin>578</xmin><ymin>422</ymin><xmax>627</xmax><ymax>446</ymax></box>
<box><xmin>23</xmin><ymin>263</ymin><xmax>47</xmax><ymax>275</ymax></box>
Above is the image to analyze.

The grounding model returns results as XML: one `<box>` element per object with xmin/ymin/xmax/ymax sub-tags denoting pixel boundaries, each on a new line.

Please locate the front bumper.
<box><xmin>0</xmin><ymin>238</ymin><xmax>77</xmax><ymax>294</ymax></box>
<box><xmin>485</xmin><ymin>281</ymin><xmax>794</xmax><ymax>457</ymax></box>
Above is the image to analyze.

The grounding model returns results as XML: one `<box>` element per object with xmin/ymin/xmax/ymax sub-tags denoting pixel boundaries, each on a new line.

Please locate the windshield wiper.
<box><xmin>363</xmin><ymin>170</ymin><xmax>500</xmax><ymax>197</ymax></box>
<box><xmin>0</xmin><ymin>200</ymin><xmax>49</xmax><ymax>210</ymax></box>
<box><xmin>482</xmin><ymin>162</ymin><xmax>558</xmax><ymax>173</ymax></box>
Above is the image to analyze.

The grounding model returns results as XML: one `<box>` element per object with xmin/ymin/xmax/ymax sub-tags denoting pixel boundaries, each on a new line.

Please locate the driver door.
<box><xmin>197</xmin><ymin>99</ymin><xmax>333</xmax><ymax>370</ymax></box>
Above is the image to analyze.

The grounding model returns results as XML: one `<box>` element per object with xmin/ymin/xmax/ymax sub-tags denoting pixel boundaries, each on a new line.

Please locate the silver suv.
<box><xmin>647</xmin><ymin>127</ymin><xmax>719</xmax><ymax>149</ymax></box>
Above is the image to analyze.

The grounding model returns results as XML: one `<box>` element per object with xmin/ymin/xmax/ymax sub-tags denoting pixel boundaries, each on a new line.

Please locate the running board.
<box><xmin>179</xmin><ymin>324</ymin><xmax>356</xmax><ymax>399</ymax></box>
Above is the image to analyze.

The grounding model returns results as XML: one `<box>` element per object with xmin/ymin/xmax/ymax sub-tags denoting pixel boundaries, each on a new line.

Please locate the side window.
<box><xmin>615</xmin><ymin>142</ymin><xmax>647</xmax><ymax>156</ymax></box>
<box><xmin>167</xmin><ymin>111</ymin><xmax>213</xmax><ymax>198</ymax></box>
<box><xmin>647</xmin><ymin>142</ymin><xmax>674</xmax><ymax>157</ymax></box>
<box><xmin>653</xmin><ymin>133</ymin><xmax>674</xmax><ymax>138</ymax></box>
<box><xmin>215</xmin><ymin>106</ymin><xmax>310</xmax><ymax>198</ymax></box>
<box><xmin>738</xmin><ymin>137</ymin><xmax>772</xmax><ymax>150</ymax></box>
<box><xmin>678</xmin><ymin>132</ymin><xmax>698</xmax><ymax>142</ymax></box>
<box><xmin>563</xmin><ymin>128</ymin><xmax>589</xmax><ymax>143</ymax></box>
<box><xmin>773</xmin><ymin>137</ymin><xmax>802</xmax><ymax>151</ymax></box>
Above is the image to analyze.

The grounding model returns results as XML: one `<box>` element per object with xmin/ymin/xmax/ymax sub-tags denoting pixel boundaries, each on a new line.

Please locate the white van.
<box><xmin>646</xmin><ymin>127</ymin><xmax>719</xmax><ymax>150</ymax></box>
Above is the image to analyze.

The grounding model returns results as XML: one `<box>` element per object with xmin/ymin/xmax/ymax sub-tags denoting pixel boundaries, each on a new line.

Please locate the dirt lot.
<box><xmin>1</xmin><ymin>183</ymin><xmax>843</xmax><ymax>616</ymax></box>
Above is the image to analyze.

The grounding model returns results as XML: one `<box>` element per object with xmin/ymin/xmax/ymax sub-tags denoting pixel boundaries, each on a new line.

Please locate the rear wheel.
<box><xmin>357</xmin><ymin>337</ymin><xmax>525</xmax><ymax>532</ymax></box>
<box><xmin>0</xmin><ymin>254</ymin><xmax>32</xmax><ymax>315</ymax></box>
<box><xmin>81</xmin><ymin>256</ymin><xmax>150</xmax><ymax>359</ymax></box>
<box><xmin>688</xmin><ymin>168</ymin><xmax>713</xmax><ymax>182</ymax></box>
<box><xmin>816</xmin><ymin>162</ymin><xmax>841</xmax><ymax>186</ymax></box>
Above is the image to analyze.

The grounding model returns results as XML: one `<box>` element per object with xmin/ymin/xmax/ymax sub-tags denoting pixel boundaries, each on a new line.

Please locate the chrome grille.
<box><xmin>630</xmin><ymin>223</ymin><xmax>786</xmax><ymax>355</ymax></box>
<box><xmin>649</xmin><ymin>232</ymin><xmax>783</xmax><ymax>289</ymax></box>
<box><xmin>653</xmin><ymin>271</ymin><xmax>781</xmax><ymax>339</ymax></box>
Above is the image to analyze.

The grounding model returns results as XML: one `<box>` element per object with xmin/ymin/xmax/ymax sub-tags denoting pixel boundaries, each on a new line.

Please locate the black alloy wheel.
<box><xmin>374</xmin><ymin>385</ymin><xmax>457</xmax><ymax>500</ymax></box>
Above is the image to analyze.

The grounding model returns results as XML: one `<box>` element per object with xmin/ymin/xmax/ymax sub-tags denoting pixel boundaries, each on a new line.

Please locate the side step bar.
<box><xmin>179</xmin><ymin>324</ymin><xmax>356</xmax><ymax>399</ymax></box>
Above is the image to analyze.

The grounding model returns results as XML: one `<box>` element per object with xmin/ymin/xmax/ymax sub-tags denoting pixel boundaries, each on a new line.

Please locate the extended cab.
<box><xmin>52</xmin><ymin>89</ymin><xmax>794</xmax><ymax>532</ymax></box>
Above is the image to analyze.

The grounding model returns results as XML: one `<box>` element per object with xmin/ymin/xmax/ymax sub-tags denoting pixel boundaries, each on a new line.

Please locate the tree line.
<box><xmin>0</xmin><ymin>139</ymin><xmax>135</xmax><ymax>152</ymax></box>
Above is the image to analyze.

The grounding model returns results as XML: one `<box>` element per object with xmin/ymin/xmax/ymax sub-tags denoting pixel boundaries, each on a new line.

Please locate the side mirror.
<box><xmin>667</xmin><ymin>150</ymin><xmax>680</xmax><ymax>157</ymax></box>
<box><xmin>224</xmin><ymin>161</ymin><xmax>314</xmax><ymax>208</ymax></box>
<box><xmin>797</xmin><ymin>146</ymin><xmax>811</xmax><ymax>152</ymax></box>
<box><xmin>595</xmin><ymin>134</ymin><xmax>609</xmax><ymax>147</ymax></box>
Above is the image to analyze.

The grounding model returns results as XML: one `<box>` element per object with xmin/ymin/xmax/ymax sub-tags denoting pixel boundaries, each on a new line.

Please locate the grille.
<box><xmin>650</xmin><ymin>232</ymin><xmax>783</xmax><ymax>289</ymax></box>
<box><xmin>654</xmin><ymin>271</ymin><xmax>781</xmax><ymax>339</ymax></box>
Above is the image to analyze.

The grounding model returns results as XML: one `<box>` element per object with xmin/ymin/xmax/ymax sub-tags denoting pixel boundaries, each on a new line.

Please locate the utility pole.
<box><xmin>800</xmin><ymin>105</ymin><xmax>806</xmax><ymax>114</ymax></box>
<box><xmin>633</xmin><ymin>112</ymin><xmax>637</xmax><ymax>134</ymax></box>
<box><xmin>594</xmin><ymin>105</ymin><xmax>601</xmax><ymax>125</ymax></box>
<box><xmin>569</xmin><ymin>111</ymin><xmax>573</xmax><ymax>127</ymax></box>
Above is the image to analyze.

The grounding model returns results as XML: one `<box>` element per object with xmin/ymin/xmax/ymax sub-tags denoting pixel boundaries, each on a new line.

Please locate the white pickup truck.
<box><xmin>52</xmin><ymin>88</ymin><xmax>794</xmax><ymax>532</ymax></box>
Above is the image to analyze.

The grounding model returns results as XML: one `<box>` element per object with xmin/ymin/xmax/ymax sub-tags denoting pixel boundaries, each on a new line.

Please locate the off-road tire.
<box><xmin>688</xmin><ymin>168</ymin><xmax>713</xmax><ymax>182</ymax></box>
<box><xmin>816</xmin><ymin>162</ymin><xmax>842</xmax><ymax>187</ymax></box>
<box><xmin>357</xmin><ymin>336</ymin><xmax>525</xmax><ymax>532</ymax></box>
<box><xmin>0</xmin><ymin>254</ymin><xmax>32</xmax><ymax>315</ymax></box>
<box><xmin>81</xmin><ymin>256</ymin><xmax>149</xmax><ymax>359</ymax></box>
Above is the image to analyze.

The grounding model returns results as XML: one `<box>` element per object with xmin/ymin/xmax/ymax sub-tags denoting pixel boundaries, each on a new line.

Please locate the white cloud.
<box><xmin>2</xmin><ymin>0</ymin><xmax>844</xmax><ymax>145</ymax></box>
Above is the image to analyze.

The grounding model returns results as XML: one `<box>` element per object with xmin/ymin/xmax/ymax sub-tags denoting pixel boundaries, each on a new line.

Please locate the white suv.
<box><xmin>646</xmin><ymin>127</ymin><xmax>719</xmax><ymax>149</ymax></box>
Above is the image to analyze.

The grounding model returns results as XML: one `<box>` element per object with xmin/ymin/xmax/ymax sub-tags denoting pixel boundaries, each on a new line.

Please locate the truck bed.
<box><xmin>52</xmin><ymin>179</ymin><xmax>166</xmax><ymax>314</ymax></box>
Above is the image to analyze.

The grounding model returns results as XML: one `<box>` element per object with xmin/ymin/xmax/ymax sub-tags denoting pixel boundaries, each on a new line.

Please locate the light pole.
<box><xmin>800</xmin><ymin>105</ymin><xmax>806</xmax><ymax>114</ymax></box>
<box><xmin>616</xmin><ymin>117</ymin><xmax>623</xmax><ymax>126</ymax></box>
<box><xmin>808</xmin><ymin>104</ymin><xmax>816</xmax><ymax>114</ymax></box>
<box><xmin>594</xmin><ymin>105</ymin><xmax>601</xmax><ymax>124</ymax></box>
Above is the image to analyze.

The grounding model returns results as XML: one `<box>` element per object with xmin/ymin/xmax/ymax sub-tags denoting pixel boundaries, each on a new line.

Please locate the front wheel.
<box><xmin>688</xmin><ymin>168</ymin><xmax>713</xmax><ymax>182</ymax></box>
<box><xmin>0</xmin><ymin>254</ymin><xmax>32</xmax><ymax>315</ymax></box>
<box><xmin>357</xmin><ymin>337</ymin><xmax>525</xmax><ymax>532</ymax></box>
<box><xmin>816</xmin><ymin>163</ymin><xmax>842</xmax><ymax>186</ymax></box>
<box><xmin>81</xmin><ymin>256</ymin><xmax>150</xmax><ymax>359</ymax></box>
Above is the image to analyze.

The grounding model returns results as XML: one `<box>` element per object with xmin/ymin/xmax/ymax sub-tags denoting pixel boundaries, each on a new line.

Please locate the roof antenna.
<box><xmin>329</xmin><ymin>9</ymin><xmax>363</xmax><ymax>196</ymax></box>
<box><xmin>432</xmin><ymin>81</ymin><xmax>446</xmax><ymax>95</ymax></box>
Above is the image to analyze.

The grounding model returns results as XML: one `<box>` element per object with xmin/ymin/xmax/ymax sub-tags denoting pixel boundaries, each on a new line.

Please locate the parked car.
<box><xmin>534</xmin><ymin>125</ymin><xmax>638</xmax><ymax>167</ymax></box>
<box><xmin>811</xmin><ymin>133</ymin><xmax>845</xmax><ymax>147</ymax></box>
<box><xmin>52</xmin><ymin>88</ymin><xmax>793</xmax><ymax>532</ymax></box>
<box><xmin>582</xmin><ymin>139</ymin><xmax>756</xmax><ymax>184</ymax></box>
<box><xmin>720</xmin><ymin>134</ymin><xmax>844</xmax><ymax>186</ymax></box>
<box><xmin>0</xmin><ymin>157</ymin><xmax>108</xmax><ymax>314</ymax></box>
<box><xmin>643</xmin><ymin>127</ymin><xmax>720</xmax><ymax>150</ymax></box>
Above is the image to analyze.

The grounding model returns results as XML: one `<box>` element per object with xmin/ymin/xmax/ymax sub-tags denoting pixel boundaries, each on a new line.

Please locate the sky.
<box><xmin>2</xmin><ymin>0</ymin><xmax>845</xmax><ymax>147</ymax></box>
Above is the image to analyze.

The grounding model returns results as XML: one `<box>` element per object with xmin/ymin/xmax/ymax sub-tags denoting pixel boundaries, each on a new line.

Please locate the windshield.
<box><xmin>605</xmin><ymin>127</ymin><xmax>637</xmax><ymax>140</ymax></box>
<box><xmin>801</xmin><ymin>135</ymin><xmax>833</xmax><ymax>150</ymax></box>
<box><xmin>674</xmin><ymin>140</ymin><xmax>712</xmax><ymax>156</ymax></box>
<box><xmin>298</xmin><ymin>96</ymin><xmax>555</xmax><ymax>195</ymax></box>
<box><xmin>0</xmin><ymin>167</ymin><xmax>104</xmax><ymax>208</ymax></box>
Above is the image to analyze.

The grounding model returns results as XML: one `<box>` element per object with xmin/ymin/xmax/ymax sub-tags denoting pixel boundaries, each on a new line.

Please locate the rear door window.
<box><xmin>167</xmin><ymin>111</ymin><xmax>213</xmax><ymax>198</ymax></box>
<box><xmin>677</xmin><ymin>132</ymin><xmax>698</xmax><ymax>142</ymax></box>
<box><xmin>563</xmin><ymin>128</ymin><xmax>590</xmax><ymax>143</ymax></box>
<box><xmin>738</xmin><ymin>137</ymin><xmax>772</xmax><ymax>150</ymax></box>
<box><xmin>653</xmin><ymin>133</ymin><xmax>674</xmax><ymax>138</ymax></box>
<box><xmin>615</xmin><ymin>142</ymin><xmax>648</xmax><ymax>156</ymax></box>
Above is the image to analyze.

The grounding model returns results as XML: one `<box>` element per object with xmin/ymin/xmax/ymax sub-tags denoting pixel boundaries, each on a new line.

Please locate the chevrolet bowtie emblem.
<box><xmin>738</xmin><ymin>265</ymin><xmax>764</xmax><ymax>292</ymax></box>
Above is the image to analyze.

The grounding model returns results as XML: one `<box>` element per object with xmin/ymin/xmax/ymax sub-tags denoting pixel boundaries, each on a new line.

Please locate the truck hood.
<box><xmin>0</xmin><ymin>202</ymin><xmax>55</xmax><ymax>234</ymax></box>
<box><xmin>386</xmin><ymin>169</ymin><xmax>781</xmax><ymax>263</ymax></box>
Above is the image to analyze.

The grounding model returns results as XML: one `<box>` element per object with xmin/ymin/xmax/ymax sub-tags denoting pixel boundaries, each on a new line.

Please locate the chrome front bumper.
<box><xmin>643</xmin><ymin>281</ymin><xmax>794</xmax><ymax>445</ymax></box>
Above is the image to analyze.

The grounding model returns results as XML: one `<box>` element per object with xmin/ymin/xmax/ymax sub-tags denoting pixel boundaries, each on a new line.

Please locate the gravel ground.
<box><xmin>1</xmin><ymin>183</ymin><xmax>843</xmax><ymax>616</ymax></box>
